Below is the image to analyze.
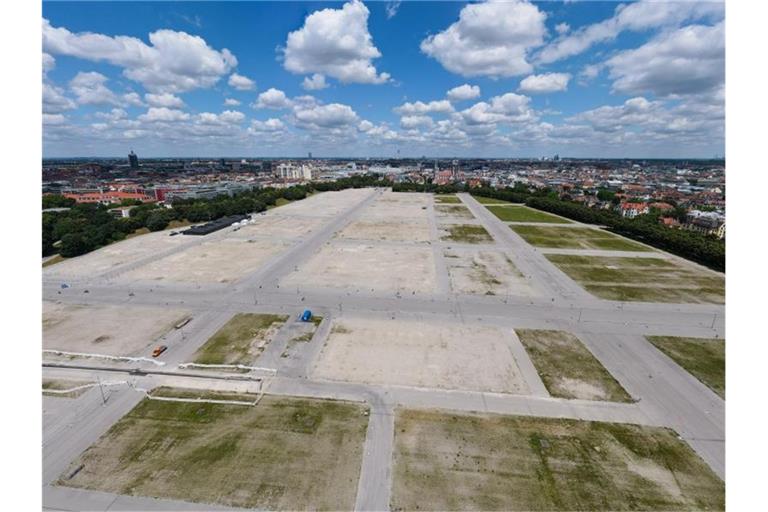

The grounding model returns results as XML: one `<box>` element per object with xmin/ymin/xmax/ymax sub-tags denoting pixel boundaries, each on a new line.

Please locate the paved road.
<box><xmin>42</xmin><ymin>188</ymin><xmax>726</xmax><ymax>511</ymax></box>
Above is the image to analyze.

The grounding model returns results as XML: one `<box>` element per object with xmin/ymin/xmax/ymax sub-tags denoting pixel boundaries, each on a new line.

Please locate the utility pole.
<box><xmin>97</xmin><ymin>376</ymin><xmax>107</xmax><ymax>405</ymax></box>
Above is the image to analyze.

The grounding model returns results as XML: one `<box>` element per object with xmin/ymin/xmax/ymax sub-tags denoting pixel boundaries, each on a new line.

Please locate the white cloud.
<box><xmin>400</xmin><ymin>115</ymin><xmax>435</xmax><ymax>129</ymax></box>
<box><xmin>224</xmin><ymin>98</ymin><xmax>241</xmax><ymax>106</ymax></box>
<box><xmin>302</xmin><ymin>73</ymin><xmax>329</xmax><ymax>91</ymax></box>
<box><xmin>43</xmin><ymin>53</ymin><xmax>55</xmax><ymax>75</ymax></box>
<box><xmin>519</xmin><ymin>73</ymin><xmax>571</xmax><ymax>94</ymax></box>
<box><xmin>283</xmin><ymin>0</ymin><xmax>390</xmax><ymax>84</ymax></box>
<box><xmin>420</xmin><ymin>0</ymin><xmax>547</xmax><ymax>78</ymax></box>
<box><xmin>138</xmin><ymin>107</ymin><xmax>191</xmax><ymax>122</ymax></box>
<box><xmin>605</xmin><ymin>22</ymin><xmax>724</xmax><ymax>97</ymax></box>
<box><xmin>254</xmin><ymin>88</ymin><xmax>293</xmax><ymax>109</ymax></box>
<box><xmin>69</xmin><ymin>71</ymin><xmax>142</xmax><ymax>107</ymax></box>
<box><xmin>537</xmin><ymin>0</ymin><xmax>724</xmax><ymax>64</ymax></box>
<box><xmin>43</xmin><ymin>19</ymin><xmax>237</xmax><ymax>92</ymax></box>
<box><xmin>43</xmin><ymin>82</ymin><xmax>76</xmax><ymax>114</ymax></box>
<box><xmin>293</xmin><ymin>102</ymin><xmax>359</xmax><ymax>130</ymax></box>
<box><xmin>228</xmin><ymin>73</ymin><xmax>255</xmax><ymax>90</ymax></box>
<box><xmin>95</xmin><ymin>108</ymin><xmax>128</xmax><ymax>122</ymax></box>
<box><xmin>43</xmin><ymin>113</ymin><xmax>67</xmax><ymax>125</ymax></box>
<box><xmin>145</xmin><ymin>92</ymin><xmax>184</xmax><ymax>108</ymax></box>
<box><xmin>358</xmin><ymin>120</ymin><xmax>375</xmax><ymax>132</ymax></box>
<box><xmin>394</xmin><ymin>99</ymin><xmax>454</xmax><ymax>115</ymax></box>
<box><xmin>197</xmin><ymin>110</ymin><xmax>245</xmax><ymax>124</ymax></box>
<box><xmin>446</xmin><ymin>84</ymin><xmax>481</xmax><ymax>102</ymax></box>
<box><xmin>249</xmin><ymin>118</ymin><xmax>286</xmax><ymax>133</ymax></box>
<box><xmin>459</xmin><ymin>92</ymin><xmax>535</xmax><ymax>126</ymax></box>
<box><xmin>385</xmin><ymin>1</ymin><xmax>401</xmax><ymax>19</ymax></box>
<box><xmin>555</xmin><ymin>23</ymin><xmax>570</xmax><ymax>35</ymax></box>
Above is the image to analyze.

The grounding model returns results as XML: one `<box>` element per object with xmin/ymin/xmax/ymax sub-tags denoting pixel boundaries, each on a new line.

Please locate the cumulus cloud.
<box><xmin>138</xmin><ymin>107</ymin><xmax>191</xmax><ymax>122</ymax></box>
<box><xmin>386</xmin><ymin>1</ymin><xmax>401</xmax><ymax>20</ymax></box>
<box><xmin>518</xmin><ymin>73</ymin><xmax>571</xmax><ymax>94</ymax></box>
<box><xmin>69</xmin><ymin>71</ymin><xmax>143</xmax><ymax>107</ymax></box>
<box><xmin>43</xmin><ymin>82</ymin><xmax>76</xmax><ymax>114</ymax></box>
<box><xmin>446</xmin><ymin>84</ymin><xmax>481</xmax><ymax>102</ymax></box>
<box><xmin>249</xmin><ymin>118</ymin><xmax>286</xmax><ymax>132</ymax></box>
<box><xmin>302</xmin><ymin>73</ymin><xmax>329</xmax><ymax>91</ymax></box>
<box><xmin>293</xmin><ymin>102</ymin><xmax>359</xmax><ymax>130</ymax></box>
<box><xmin>197</xmin><ymin>110</ymin><xmax>245</xmax><ymax>124</ymax></box>
<box><xmin>253</xmin><ymin>88</ymin><xmax>293</xmax><ymax>109</ymax></box>
<box><xmin>43</xmin><ymin>53</ymin><xmax>55</xmax><ymax>76</ymax></box>
<box><xmin>537</xmin><ymin>0</ymin><xmax>724</xmax><ymax>64</ymax></box>
<box><xmin>43</xmin><ymin>113</ymin><xmax>68</xmax><ymax>125</ymax></box>
<box><xmin>420</xmin><ymin>0</ymin><xmax>547</xmax><ymax>77</ymax></box>
<box><xmin>605</xmin><ymin>22</ymin><xmax>724</xmax><ymax>97</ymax></box>
<box><xmin>400</xmin><ymin>115</ymin><xmax>435</xmax><ymax>129</ymax></box>
<box><xmin>555</xmin><ymin>23</ymin><xmax>570</xmax><ymax>35</ymax></box>
<box><xmin>94</xmin><ymin>108</ymin><xmax>128</xmax><ymax>122</ymax></box>
<box><xmin>145</xmin><ymin>92</ymin><xmax>184</xmax><ymax>108</ymax></box>
<box><xmin>224</xmin><ymin>98</ymin><xmax>241</xmax><ymax>106</ymax></box>
<box><xmin>283</xmin><ymin>0</ymin><xmax>390</xmax><ymax>84</ymax></box>
<box><xmin>43</xmin><ymin>19</ymin><xmax>237</xmax><ymax>92</ymax></box>
<box><xmin>394</xmin><ymin>99</ymin><xmax>454</xmax><ymax>115</ymax></box>
<box><xmin>228</xmin><ymin>73</ymin><xmax>255</xmax><ymax>90</ymax></box>
<box><xmin>459</xmin><ymin>92</ymin><xmax>535</xmax><ymax>126</ymax></box>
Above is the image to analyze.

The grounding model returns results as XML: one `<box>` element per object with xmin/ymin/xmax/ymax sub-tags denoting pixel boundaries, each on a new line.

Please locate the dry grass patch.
<box><xmin>441</xmin><ymin>224</ymin><xmax>493</xmax><ymax>244</ymax></box>
<box><xmin>646</xmin><ymin>336</ymin><xmax>725</xmax><ymax>398</ymax></box>
<box><xmin>43</xmin><ymin>379</ymin><xmax>93</xmax><ymax>398</ymax></box>
<box><xmin>192</xmin><ymin>313</ymin><xmax>287</xmax><ymax>365</ymax></box>
<box><xmin>392</xmin><ymin>409</ymin><xmax>724</xmax><ymax>511</ymax></box>
<box><xmin>516</xmin><ymin>329</ymin><xmax>632</xmax><ymax>402</ymax></box>
<box><xmin>435</xmin><ymin>195</ymin><xmax>462</xmax><ymax>204</ymax></box>
<box><xmin>435</xmin><ymin>204</ymin><xmax>474</xmax><ymax>219</ymax></box>
<box><xmin>60</xmin><ymin>390</ymin><xmax>369</xmax><ymax>510</ymax></box>
<box><xmin>513</xmin><ymin>225</ymin><xmax>651</xmax><ymax>251</ymax></box>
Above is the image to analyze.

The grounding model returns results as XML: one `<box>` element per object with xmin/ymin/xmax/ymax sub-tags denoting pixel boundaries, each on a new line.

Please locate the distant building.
<box><xmin>128</xmin><ymin>151</ymin><xmax>139</xmax><ymax>169</ymax></box>
<box><xmin>275</xmin><ymin>162</ymin><xmax>314</xmax><ymax>181</ymax></box>
<box><xmin>684</xmin><ymin>210</ymin><xmax>725</xmax><ymax>239</ymax></box>
<box><xmin>617</xmin><ymin>202</ymin><xmax>649</xmax><ymax>219</ymax></box>
<box><xmin>63</xmin><ymin>190</ymin><xmax>154</xmax><ymax>205</ymax></box>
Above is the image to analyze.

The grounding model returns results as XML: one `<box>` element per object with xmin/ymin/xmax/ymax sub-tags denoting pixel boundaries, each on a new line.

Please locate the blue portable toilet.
<box><xmin>301</xmin><ymin>310</ymin><xmax>312</xmax><ymax>322</ymax></box>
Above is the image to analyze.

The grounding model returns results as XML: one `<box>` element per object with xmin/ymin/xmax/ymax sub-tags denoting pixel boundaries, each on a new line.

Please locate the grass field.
<box><xmin>192</xmin><ymin>313</ymin><xmax>288</xmax><ymax>365</ymax></box>
<box><xmin>546</xmin><ymin>254</ymin><xmax>725</xmax><ymax>304</ymax></box>
<box><xmin>646</xmin><ymin>336</ymin><xmax>725</xmax><ymax>398</ymax></box>
<box><xmin>472</xmin><ymin>195</ymin><xmax>519</xmax><ymax>205</ymax></box>
<box><xmin>392</xmin><ymin>409</ymin><xmax>724</xmax><ymax>511</ymax></box>
<box><xmin>512</xmin><ymin>225</ymin><xmax>651</xmax><ymax>251</ymax></box>
<box><xmin>516</xmin><ymin>329</ymin><xmax>632</xmax><ymax>402</ymax></box>
<box><xmin>61</xmin><ymin>389</ymin><xmax>369</xmax><ymax>510</ymax></box>
<box><xmin>435</xmin><ymin>195</ymin><xmax>462</xmax><ymax>204</ymax></box>
<box><xmin>441</xmin><ymin>224</ymin><xmax>494</xmax><ymax>244</ymax></box>
<box><xmin>435</xmin><ymin>204</ymin><xmax>474</xmax><ymax>218</ymax></box>
<box><xmin>487</xmin><ymin>205</ymin><xmax>571</xmax><ymax>224</ymax></box>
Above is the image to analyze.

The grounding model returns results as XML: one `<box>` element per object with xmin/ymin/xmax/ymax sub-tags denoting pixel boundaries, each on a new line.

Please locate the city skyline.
<box><xmin>43</xmin><ymin>0</ymin><xmax>725</xmax><ymax>159</ymax></box>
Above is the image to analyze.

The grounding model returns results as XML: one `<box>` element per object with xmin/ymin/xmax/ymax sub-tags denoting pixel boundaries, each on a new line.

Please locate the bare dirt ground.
<box><xmin>392</xmin><ymin>408</ymin><xmax>724</xmax><ymax>511</ymax></box>
<box><xmin>120</xmin><ymin>238</ymin><xmax>292</xmax><ymax>284</ymax></box>
<box><xmin>435</xmin><ymin>204</ymin><xmax>475</xmax><ymax>220</ymax></box>
<box><xmin>61</xmin><ymin>391</ymin><xmax>369</xmax><ymax>510</ymax></box>
<box><xmin>43</xmin><ymin>230</ymin><xmax>192</xmax><ymax>279</ymax></box>
<box><xmin>282</xmin><ymin>243</ymin><xmax>436</xmax><ymax>294</ymax></box>
<box><xmin>43</xmin><ymin>301</ymin><xmax>188</xmax><ymax>356</ymax></box>
<box><xmin>312</xmin><ymin>317</ymin><xmax>530</xmax><ymax>393</ymax></box>
<box><xmin>444</xmin><ymin>250</ymin><xmax>537</xmax><ymax>297</ymax></box>
<box><xmin>336</xmin><ymin>219</ymin><xmax>431</xmax><ymax>242</ymax></box>
<box><xmin>270</xmin><ymin>188</ymin><xmax>373</xmax><ymax>218</ymax></box>
<box><xmin>229</xmin><ymin>215</ymin><xmax>326</xmax><ymax>240</ymax></box>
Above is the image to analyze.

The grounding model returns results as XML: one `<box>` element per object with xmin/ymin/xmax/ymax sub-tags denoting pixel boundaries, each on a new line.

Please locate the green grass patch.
<box><xmin>472</xmin><ymin>195</ymin><xmax>519</xmax><ymax>205</ymax></box>
<box><xmin>487</xmin><ymin>205</ymin><xmax>571</xmax><ymax>224</ymax></box>
<box><xmin>646</xmin><ymin>336</ymin><xmax>725</xmax><ymax>398</ymax></box>
<box><xmin>392</xmin><ymin>409</ymin><xmax>724</xmax><ymax>511</ymax></box>
<box><xmin>61</xmin><ymin>390</ymin><xmax>369</xmax><ymax>510</ymax></box>
<box><xmin>513</xmin><ymin>225</ymin><xmax>651</xmax><ymax>251</ymax></box>
<box><xmin>435</xmin><ymin>195</ymin><xmax>462</xmax><ymax>204</ymax></box>
<box><xmin>516</xmin><ymin>329</ymin><xmax>632</xmax><ymax>402</ymax></box>
<box><xmin>441</xmin><ymin>224</ymin><xmax>493</xmax><ymax>244</ymax></box>
<box><xmin>192</xmin><ymin>313</ymin><xmax>288</xmax><ymax>365</ymax></box>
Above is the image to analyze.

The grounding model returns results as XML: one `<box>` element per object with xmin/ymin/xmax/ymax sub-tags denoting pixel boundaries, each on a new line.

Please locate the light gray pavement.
<box><xmin>42</xmin><ymin>188</ymin><xmax>727</xmax><ymax>511</ymax></box>
<box><xmin>505</xmin><ymin>329</ymin><xmax>549</xmax><ymax>398</ymax></box>
<box><xmin>43</xmin><ymin>485</ymin><xmax>240</xmax><ymax>511</ymax></box>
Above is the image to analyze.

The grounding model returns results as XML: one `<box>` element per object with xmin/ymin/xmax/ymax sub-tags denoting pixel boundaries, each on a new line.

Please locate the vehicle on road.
<box><xmin>174</xmin><ymin>317</ymin><xmax>192</xmax><ymax>329</ymax></box>
<box><xmin>152</xmin><ymin>345</ymin><xmax>168</xmax><ymax>357</ymax></box>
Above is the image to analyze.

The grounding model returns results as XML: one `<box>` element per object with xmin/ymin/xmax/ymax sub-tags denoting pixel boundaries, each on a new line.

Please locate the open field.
<box><xmin>191</xmin><ymin>313</ymin><xmax>288</xmax><ymax>365</ymax></box>
<box><xmin>513</xmin><ymin>225</ymin><xmax>652</xmax><ymax>251</ymax></box>
<box><xmin>435</xmin><ymin>204</ymin><xmax>475</xmax><ymax>219</ymax></box>
<box><xmin>444</xmin><ymin>250</ymin><xmax>536</xmax><ymax>297</ymax></box>
<box><xmin>647</xmin><ymin>336</ymin><xmax>725</xmax><ymax>398</ymax></box>
<box><xmin>43</xmin><ymin>301</ymin><xmax>188</xmax><ymax>357</ymax></box>
<box><xmin>486</xmin><ymin>205</ymin><xmax>571</xmax><ymax>224</ymax></box>
<box><xmin>337</xmin><ymin>219</ymin><xmax>431</xmax><ymax>242</ymax></box>
<box><xmin>313</xmin><ymin>317</ymin><xmax>530</xmax><ymax>393</ymax></box>
<box><xmin>546</xmin><ymin>254</ymin><xmax>725</xmax><ymax>304</ymax></box>
<box><xmin>230</xmin><ymin>215</ymin><xmax>325</xmax><ymax>239</ymax></box>
<box><xmin>282</xmin><ymin>243</ymin><xmax>436</xmax><ymax>294</ymax></box>
<box><xmin>60</xmin><ymin>390</ymin><xmax>369</xmax><ymax>510</ymax></box>
<box><xmin>472</xmin><ymin>196</ymin><xmax>519</xmax><ymax>205</ymax></box>
<box><xmin>392</xmin><ymin>409</ymin><xmax>724</xmax><ymax>511</ymax></box>
<box><xmin>440</xmin><ymin>224</ymin><xmax>493</xmax><ymax>244</ymax></box>
<box><xmin>435</xmin><ymin>195</ymin><xmax>462</xmax><ymax>204</ymax></box>
<box><xmin>360</xmin><ymin>192</ymin><xmax>431</xmax><ymax>221</ymax></box>
<box><xmin>43</xmin><ymin>379</ymin><xmax>93</xmax><ymax>398</ymax></box>
<box><xmin>120</xmin><ymin>237</ymin><xmax>291</xmax><ymax>284</ymax></box>
<box><xmin>516</xmin><ymin>329</ymin><xmax>632</xmax><ymax>402</ymax></box>
<box><xmin>267</xmin><ymin>188</ymin><xmax>372</xmax><ymax>218</ymax></box>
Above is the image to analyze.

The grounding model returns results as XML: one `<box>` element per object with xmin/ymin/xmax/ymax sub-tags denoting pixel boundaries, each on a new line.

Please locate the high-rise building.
<box><xmin>128</xmin><ymin>150</ymin><xmax>139</xmax><ymax>169</ymax></box>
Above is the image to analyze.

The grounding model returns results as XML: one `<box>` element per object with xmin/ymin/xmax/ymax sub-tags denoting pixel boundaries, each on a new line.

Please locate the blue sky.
<box><xmin>42</xmin><ymin>1</ymin><xmax>725</xmax><ymax>158</ymax></box>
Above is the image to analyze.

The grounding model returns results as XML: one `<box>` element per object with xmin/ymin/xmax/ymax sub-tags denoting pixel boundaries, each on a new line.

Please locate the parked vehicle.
<box><xmin>300</xmin><ymin>310</ymin><xmax>312</xmax><ymax>322</ymax></box>
<box><xmin>152</xmin><ymin>345</ymin><xmax>168</xmax><ymax>357</ymax></box>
